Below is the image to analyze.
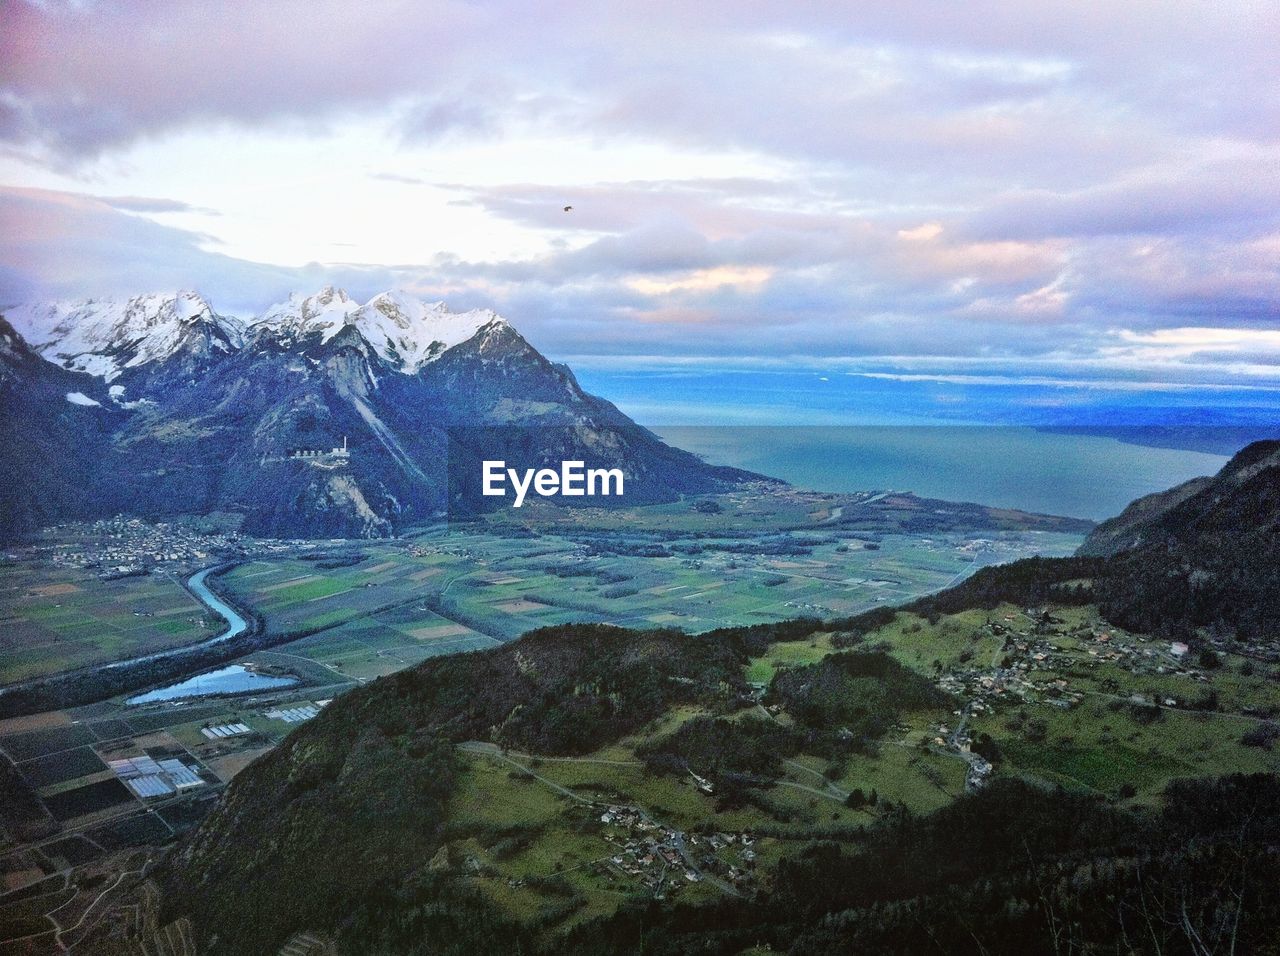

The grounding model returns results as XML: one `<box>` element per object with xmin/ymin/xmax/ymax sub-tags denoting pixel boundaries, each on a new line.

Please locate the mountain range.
<box><xmin>0</xmin><ymin>289</ymin><xmax>757</xmax><ymax>538</ymax></box>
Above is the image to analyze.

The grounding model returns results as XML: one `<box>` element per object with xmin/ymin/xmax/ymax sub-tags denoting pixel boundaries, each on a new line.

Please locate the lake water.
<box><xmin>652</xmin><ymin>426</ymin><xmax>1228</xmax><ymax>521</ymax></box>
<box><xmin>126</xmin><ymin>664</ymin><xmax>297</xmax><ymax>705</ymax></box>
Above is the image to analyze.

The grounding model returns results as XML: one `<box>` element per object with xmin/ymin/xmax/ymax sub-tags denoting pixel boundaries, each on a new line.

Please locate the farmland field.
<box><xmin>17</xmin><ymin>746</ymin><xmax>107</xmax><ymax>790</ymax></box>
<box><xmin>42</xmin><ymin>778</ymin><xmax>137</xmax><ymax>822</ymax></box>
<box><xmin>0</xmin><ymin>563</ymin><xmax>216</xmax><ymax>684</ymax></box>
<box><xmin>0</xmin><ymin>489</ymin><xmax>1086</xmax><ymax>702</ymax></box>
<box><xmin>203</xmin><ymin>489</ymin><xmax>1083</xmax><ymax>689</ymax></box>
<box><xmin>0</xmin><ymin>724</ymin><xmax>98</xmax><ymax>762</ymax></box>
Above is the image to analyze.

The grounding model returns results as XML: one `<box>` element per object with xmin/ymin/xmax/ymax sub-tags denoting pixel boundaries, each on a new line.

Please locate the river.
<box><xmin>0</xmin><ymin>565</ymin><xmax>253</xmax><ymax>700</ymax></box>
<box><xmin>103</xmin><ymin>566</ymin><xmax>250</xmax><ymax>671</ymax></box>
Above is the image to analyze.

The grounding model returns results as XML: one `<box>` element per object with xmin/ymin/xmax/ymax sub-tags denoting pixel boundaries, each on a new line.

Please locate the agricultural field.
<box><xmin>736</xmin><ymin>605</ymin><xmax>1280</xmax><ymax>808</ymax></box>
<box><xmin>0</xmin><ymin>675</ymin><xmax>350</xmax><ymax>947</ymax></box>
<box><xmin>204</xmin><ymin>490</ymin><xmax>1082</xmax><ymax>690</ymax></box>
<box><xmin>429</xmin><ymin>666</ymin><xmax>970</xmax><ymax>940</ymax></box>
<box><xmin>446</xmin><ymin>735</ymin><xmax>864</xmax><ymax>934</ymax></box>
<box><xmin>948</xmin><ymin>606</ymin><xmax>1280</xmax><ymax>802</ymax></box>
<box><xmin>0</xmin><ymin>488</ymin><xmax>1085</xmax><ymax>700</ymax></box>
<box><xmin>0</xmin><ymin>562</ymin><xmax>216</xmax><ymax>684</ymax></box>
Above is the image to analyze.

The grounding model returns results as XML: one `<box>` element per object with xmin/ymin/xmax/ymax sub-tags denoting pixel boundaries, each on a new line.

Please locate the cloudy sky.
<box><xmin>2</xmin><ymin>0</ymin><xmax>1279</xmax><ymax>410</ymax></box>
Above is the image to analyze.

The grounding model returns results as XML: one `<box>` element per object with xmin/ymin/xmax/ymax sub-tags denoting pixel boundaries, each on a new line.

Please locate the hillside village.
<box><xmin>928</xmin><ymin>600</ymin><xmax>1280</xmax><ymax>791</ymax></box>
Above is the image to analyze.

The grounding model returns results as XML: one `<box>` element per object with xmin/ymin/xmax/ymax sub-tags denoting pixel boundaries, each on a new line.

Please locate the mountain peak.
<box><xmin>351</xmin><ymin>292</ymin><xmax>507</xmax><ymax>372</ymax></box>
<box><xmin>3</xmin><ymin>288</ymin><xmax>516</xmax><ymax>382</ymax></box>
<box><xmin>255</xmin><ymin>289</ymin><xmax>508</xmax><ymax>372</ymax></box>
<box><xmin>172</xmin><ymin>289</ymin><xmax>219</xmax><ymax>320</ymax></box>
<box><xmin>304</xmin><ymin>285</ymin><xmax>353</xmax><ymax>312</ymax></box>
<box><xmin>2</xmin><ymin>292</ymin><xmax>244</xmax><ymax>381</ymax></box>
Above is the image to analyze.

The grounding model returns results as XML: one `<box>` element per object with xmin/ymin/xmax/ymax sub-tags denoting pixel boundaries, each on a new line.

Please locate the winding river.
<box><xmin>0</xmin><ymin>565</ymin><xmax>254</xmax><ymax>701</ymax></box>
<box><xmin>120</xmin><ymin>567</ymin><xmax>302</xmax><ymax>704</ymax></box>
<box><xmin>186</xmin><ymin>567</ymin><xmax>249</xmax><ymax>642</ymax></box>
<box><xmin>104</xmin><ymin>566</ymin><xmax>250</xmax><ymax>672</ymax></box>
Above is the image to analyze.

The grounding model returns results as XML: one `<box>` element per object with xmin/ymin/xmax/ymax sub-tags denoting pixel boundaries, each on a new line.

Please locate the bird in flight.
<box><xmin>563</xmin><ymin>205</ymin><xmax>573</xmax><ymax>212</ymax></box>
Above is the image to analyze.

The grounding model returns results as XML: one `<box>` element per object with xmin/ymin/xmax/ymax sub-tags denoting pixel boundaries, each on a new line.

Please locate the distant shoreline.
<box><xmin>1034</xmin><ymin>425</ymin><xmax>1276</xmax><ymax>457</ymax></box>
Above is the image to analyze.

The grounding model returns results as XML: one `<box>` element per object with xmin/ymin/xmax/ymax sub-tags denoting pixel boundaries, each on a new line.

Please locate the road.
<box><xmin>782</xmin><ymin>758</ymin><xmax>850</xmax><ymax>802</ymax></box>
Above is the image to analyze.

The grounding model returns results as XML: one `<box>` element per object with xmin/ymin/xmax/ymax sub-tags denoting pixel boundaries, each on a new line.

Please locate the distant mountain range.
<box><xmin>0</xmin><ymin>289</ymin><xmax>758</xmax><ymax>538</ymax></box>
<box><xmin>6</xmin><ymin>291</ymin><xmax>246</xmax><ymax>382</ymax></box>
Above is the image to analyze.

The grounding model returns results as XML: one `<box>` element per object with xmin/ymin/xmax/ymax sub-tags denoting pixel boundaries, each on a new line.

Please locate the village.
<box><xmin>589</xmin><ymin>803</ymin><xmax>758</xmax><ymax>897</ymax></box>
<box><xmin>20</xmin><ymin>515</ymin><xmax>301</xmax><ymax>577</ymax></box>
<box><xmin>929</xmin><ymin>604</ymin><xmax>1261</xmax><ymax>789</ymax></box>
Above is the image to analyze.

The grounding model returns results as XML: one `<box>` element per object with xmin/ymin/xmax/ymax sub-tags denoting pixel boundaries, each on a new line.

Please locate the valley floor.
<box><xmin>13</xmin><ymin>487</ymin><xmax>1245</xmax><ymax>952</ymax></box>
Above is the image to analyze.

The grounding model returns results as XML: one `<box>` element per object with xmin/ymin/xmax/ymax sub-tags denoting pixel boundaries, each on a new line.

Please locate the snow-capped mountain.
<box><xmin>4</xmin><ymin>291</ymin><xmax>244</xmax><ymax>381</ymax></box>
<box><xmin>5</xmin><ymin>287</ymin><xmax>511</xmax><ymax>382</ymax></box>
<box><xmin>252</xmin><ymin>285</ymin><xmax>357</xmax><ymax>343</ymax></box>
<box><xmin>252</xmin><ymin>287</ymin><xmax>505</xmax><ymax>372</ymax></box>
<box><xmin>0</xmin><ymin>289</ymin><xmax>761</xmax><ymax>539</ymax></box>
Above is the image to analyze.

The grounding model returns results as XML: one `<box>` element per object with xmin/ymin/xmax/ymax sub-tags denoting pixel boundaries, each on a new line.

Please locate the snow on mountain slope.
<box><xmin>355</xmin><ymin>291</ymin><xmax>504</xmax><ymax>370</ymax></box>
<box><xmin>4</xmin><ymin>287</ymin><xmax>509</xmax><ymax>381</ymax></box>
<box><xmin>253</xmin><ymin>286</ymin><xmax>358</xmax><ymax>345</ymax></box>
<box><xmin>4</xmin><ymin>291</ymin><xmax>244</xmax><ymax>381</ymax></box>
<box><xmin>249</xmin><ymin>286</ymin><xmax>504</xmax><ymax>371</ymax></box>
<box><xmin>252</xmin><ymin>286</ymin><xmax>505</xmax><ymax>372</ymax></box>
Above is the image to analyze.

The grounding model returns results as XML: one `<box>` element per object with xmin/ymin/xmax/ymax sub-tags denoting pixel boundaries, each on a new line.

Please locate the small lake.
<box><xmin>0</xmin><ymin>565</ymin><xmax>257</xmax><ymax>700</ymax></box>
<box><xmin>126</xmin><ymin>664</ymin><xmax>297</xmax><ymax>705</ymax></box>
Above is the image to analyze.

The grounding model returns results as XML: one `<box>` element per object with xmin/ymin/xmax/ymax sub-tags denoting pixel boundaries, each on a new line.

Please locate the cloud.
<box><xmin>1</xmin><ymin>1</ymin><xmax>1278</xmax><ymax>404</ymax></box>
<box><xmin>4</xmin><ymin>1</ymin><xmax>1277</xmax><ymax>168</ymax></box>
<box><xmin>0</xmin><ymin>0</ymin><xmax>489</xmax><ymax>160</ymax></box>
<box><xmin>368</xmin><ymin>172</ymin><xmax>430</xmax><ymax>186</ymax></box>
<box><xmin>4</xmin><ymin>181</ymin><xmax>1278</xmax><ymax>394</ymax></box>
<box><xmin>100</xmin><ymin>195</ymin><xmax>219</xmax><ymax>215</ymax></box>
<box><xmin>850</xmin><ymin>371</ymin><xmax>1280</xmax><ymax>393</ymax></box>
<box><xmin>0</xmin><ymin>186</ymin><xmax>401</xmax><ymax>313</ymax></box>
<box><xmin>964</xmin><ymin>148</ymin><xmax>1280</xmax><ymax>241</ymax></box>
